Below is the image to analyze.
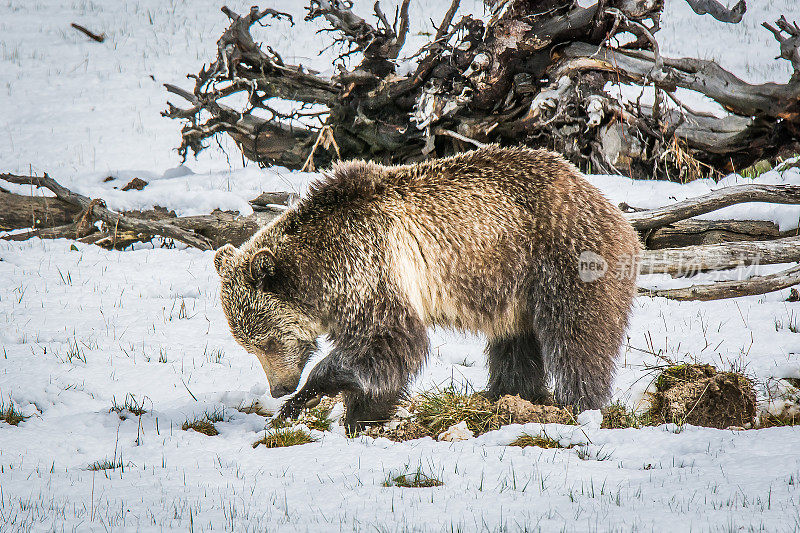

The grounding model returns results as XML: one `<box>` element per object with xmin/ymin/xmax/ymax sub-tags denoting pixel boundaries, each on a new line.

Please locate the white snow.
<box><xmin>2</xmin><ymin>1</ymin><xmax>800</xmax><ymax>531</ymax></box>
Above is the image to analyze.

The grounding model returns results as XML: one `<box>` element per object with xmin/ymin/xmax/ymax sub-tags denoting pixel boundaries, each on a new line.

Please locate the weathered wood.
<box><xmin>627</xmin><ymin>184</ymin><xmax>800</xmax><ymax>231</ymax></box>
<box><xmin>0</xmin><ymin>175</ymin><xmax>291</xmax><ymax>249</ymax></box>
<box><xmin>2</xmin><ymin>209</ymin><xmax>274</xmax><ymax>250</ymax></box>
<box><xmin>639</xmin><ymin>235</ymin><xmax>800</xmax><ymax>276</ymax></box>
<box><xmin>0</xmin><ymin>173</ymin><xmax>212</xmax><ymax>250</ymax></box>
<box><xmin>250</xmin><ymin>191</ymin><xmax>298</xmax><ymax>211</ymax></box>
<box><xmin>170</xmin><ymin>211</ymin><xmax>277</xmax><ymax>248</ymax></box>
<box><xmin>163</xmin><ymin>3</ymin><xmax>800</xmax><ymax>180</ymax></box>
<box><xmin>684</xmin><ymin>0</ymin><xmax>746</xmax><ymax>24</ymax></box>
<box><xmin>762</xmin><ymin>16</ymin><xmax>800</xmax><ymax>75</ymax></box>
<box><xmin>0</xmin><ymin>191</ymin><xmax>81</xmax><ymax>230</ymax></box>
<box><xmin>3</xmin><ymin>223</ymin><xmax>89</xmax><ymax>242</ymax></box>
<box><xmin>70</xmin><ymin>22</ymin><xmax>105</xmax><ymax>43</ymax></box>
<box><xmin>645</xmin><ymin>219</ymin><xmax>782</xmax><ymax>249</ymax></box>
<box><xmin>642</xmin><ymin>264</ymin><xmax>800</xmax><ymax>301</ymax></box>
<box><xmin>557</xmin><ymin>43</ymin><xmax>800</xmax><ymax>120</ymax></box>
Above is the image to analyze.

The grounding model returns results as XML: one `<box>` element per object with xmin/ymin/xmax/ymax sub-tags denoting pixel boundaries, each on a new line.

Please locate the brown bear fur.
<box><xmin>215</xmin><ymin>145</ymin><xmax>641</xmax><ymax>431</ymax></box>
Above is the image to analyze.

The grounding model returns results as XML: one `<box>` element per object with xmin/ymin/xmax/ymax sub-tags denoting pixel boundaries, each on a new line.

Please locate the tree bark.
<box><xmin>0</xmin><ymin>191</ymin><xmax>81</xmax><ymax>230</ymax></box>
<box><xmin>644</xmin><ymin>219</ymin><xmax>783</xmax><ymax>249</ymax></box>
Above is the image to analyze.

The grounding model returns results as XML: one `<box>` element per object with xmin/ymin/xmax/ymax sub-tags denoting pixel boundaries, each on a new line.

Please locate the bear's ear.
<box><xmin>214</xmin><ymin>244</ymin><xmax>237</xmax><ymax>276</ymax></box>
<box><xmin>248</xmin><ymin>247</ymin><xmax>279</xmax><ymax>292</ymax></box>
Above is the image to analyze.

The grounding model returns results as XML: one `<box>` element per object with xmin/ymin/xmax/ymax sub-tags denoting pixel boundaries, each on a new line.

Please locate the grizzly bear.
<box><xmin>214</xmin><ymin>145</ymin><xmax>640</xmax><ymax>431</ymax></box>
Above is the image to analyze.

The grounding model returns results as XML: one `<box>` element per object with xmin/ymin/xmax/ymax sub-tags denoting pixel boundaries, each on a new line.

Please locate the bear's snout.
<box><xmin>271</xmin><ymin>380</ymin><xmax>299</xmax><ymax>398</ymax></box>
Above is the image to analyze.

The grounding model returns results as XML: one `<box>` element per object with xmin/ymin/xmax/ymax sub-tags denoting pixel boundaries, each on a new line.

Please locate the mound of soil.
<box><xmin>647</xmin><ymin>364</ymin><xmax>756</xmax><ymax>429</ymax></box>
<box><xmin>496</xmin><ymin>395</ymin><xmax>575</xmax><ymax>425</ymax></box>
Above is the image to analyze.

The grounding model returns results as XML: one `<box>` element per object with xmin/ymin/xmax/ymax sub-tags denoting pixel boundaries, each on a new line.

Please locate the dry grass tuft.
<box><xmin>383</xmin><ymin>467</ymin><xmax>443</xmax><ymax>488</ymax></box>
<box><xmin>182</xmin><ymin>407</ymin><xmax>226</xmax><ymax>436</ymax></box>
<box><xmin>86</xmin><ymin>458</ymin><xmax>124</xmax><ymax>471</ymax></box>
<box><xmin>109</xmin><ymin>393</ymin><xmax>148</xmax><ymax>419</ymax></box>
<box><xmin>182</xmin><ymin>419</ymin><xmax>219</xmax><ymax>436</ymax></box>
<box><xmin>0</xmin><ymin>400</ymin><xmax>27</xmax><ymax>426</ymax></box>
<box><xmin>301</xmin><ymin>405</ymin><xmax>333</xmax><ymax>432</ymax></box>
<box><xmin>362</xmin><ymin>388</ymin><xmax>573</xmax><ymax>441</ymax></box>
<box><xmin>415</xmin><ymin>386</ymin><xmax>507</xmax><ymax>436</ymax></box>
<box><xmin>252</xmin><ymin>428</ymin><xmax>317</xmax><ymax>449</ymax></box>
<box><xmin>759</xmin><ymin>412</ymin><xmax>800</xmax><ymax>427</ymax></box>
<box><xmin>601</xmin><ymin>401</ymin><xmax>651</xmax><ymax>429</ymax></box>
<box><xmin>508</xmin><ymin>432</ymin><xmax>572</xmax><ymax>449</ymax></box>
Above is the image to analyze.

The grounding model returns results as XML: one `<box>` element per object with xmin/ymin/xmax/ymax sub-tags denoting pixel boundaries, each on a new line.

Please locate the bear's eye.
<box><xmin>262</xmin><ymin>339</ymin><xmax>280</xmax><ymax>354</ymax></box>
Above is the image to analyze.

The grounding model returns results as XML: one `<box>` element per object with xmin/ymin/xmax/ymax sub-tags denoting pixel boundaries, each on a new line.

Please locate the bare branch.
<box><xmin>559</xmin><ymin>42</ymin><xmax>800</xmax><ymax>119</ymax></box>
<box><xmin>435</xmin><ymin>0</ymin><xmax>460</xmax><ymax>41</ymax></box>
<box><xmin>607</xmin><ymin>8</ymin><xmax>663</xmax><ymax>73</ymax></box>
<box><xmin>387</xmin><ymin>0</ymin><xmax>411</xmax><ymax>58</ymax></box>
<box><xmin>70</xmin><ymin>22</ymin><xmax>105</xmax><ymax>43</ymax></box>
<box><xmin>762</xmin><ymin>16</ymin><xmax>800</xmax><ymax>74</ymax></box>
<box><xmin>683</xmin><ymin>0</ymin><xmax>746</xmax><ymax>24</ymax></box>
<box><xmin>434</xmin><ymin>128</ymin><xmax>487</xmax><ymax>148</ymax></box>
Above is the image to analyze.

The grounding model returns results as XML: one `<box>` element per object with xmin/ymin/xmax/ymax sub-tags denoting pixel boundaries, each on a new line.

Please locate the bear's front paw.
<box><xmin>276</xmin><ymin>394</ymin><xmax>305</xmax><ymax>421</ymax></box>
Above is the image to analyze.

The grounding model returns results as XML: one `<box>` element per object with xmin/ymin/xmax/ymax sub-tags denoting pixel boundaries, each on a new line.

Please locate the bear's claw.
<box><xmin>277</xmin><ymin>397</ymin><xmax>304</xmax><ymax>420</ymax></box>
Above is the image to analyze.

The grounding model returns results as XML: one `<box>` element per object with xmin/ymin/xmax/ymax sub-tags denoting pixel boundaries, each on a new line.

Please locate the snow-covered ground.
<box><xmin>2</xmin><ymin>1</ymin><xmax>800</xmax><ymax>531</ymax></box>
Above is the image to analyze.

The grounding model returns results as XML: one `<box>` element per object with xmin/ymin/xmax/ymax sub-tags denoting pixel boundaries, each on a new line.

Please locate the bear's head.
<box><xmin>214</xmin><ymin>243</ymin><xmax>319</xmax><ymax>398</ymax></box>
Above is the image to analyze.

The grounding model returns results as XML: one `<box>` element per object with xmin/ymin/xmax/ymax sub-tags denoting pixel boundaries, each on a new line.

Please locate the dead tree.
<box><xmin>163</xmin><ymin>1</ymin><xmax>800</xmax><ymax>180</ymax></box>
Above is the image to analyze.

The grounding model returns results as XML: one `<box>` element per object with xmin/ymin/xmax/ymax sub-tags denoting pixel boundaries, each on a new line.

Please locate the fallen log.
<box><xmin>0</xmin><ymin>173</ymin><xmax>288</xmax><ymax>250</ymax></box>
<box><xmin>626</xmin><ymin>184</ymin><xmax>800</xmax><ymax>231</ymax></box>
<box><xmin>3</xmin><ymin>223</ymin><xmax>89</xmax><ymax>243</ymax></box>
<box><xmin>644</xmin><ymin>219</ymin><xmax>782</xmax><ymax>249</ymax></box>
<box><xmin>0</xmin><ymin>173</ymin><xmax>212</xmax><ymax>250</ymax></box>
<box><xmin>0</xmin><ymin>190</ymin><xmax>80</xmax><ymax>230</ymax></box>
<box><xmin>642</xmin><ymin>264</ymin><xmax>800</xmax><ymax>301</ymax></box>
<box><xmin>639</xmin><ymin>235</ymin><xmax>800</xmax><ymax>276</ymax></box>
<box><xmin>170</xmin><ymin>211</ymin><xmax>277</xmax><ymax>249</ymax></box>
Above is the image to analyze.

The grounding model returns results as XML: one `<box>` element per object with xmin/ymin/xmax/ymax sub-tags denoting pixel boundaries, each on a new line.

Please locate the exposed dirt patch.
<box><xmin>496</xmin><ymin>395</ymin><xmax>576</xmax><ymax>425</ymax></box>
<box><xmin>121</xmin><ymin>177</ymin><xmax>148</xmax><ymax>191</ymax></box>
<box><xmin>647</xmin><ymin>364</ymin><xmax>756</xmax><ymax>429</ymax></box>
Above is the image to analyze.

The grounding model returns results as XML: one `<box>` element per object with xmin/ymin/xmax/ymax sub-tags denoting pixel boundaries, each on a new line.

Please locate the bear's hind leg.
<box><xmin>534</xmin><ymin>298</ymin><xmax>621</xmax><ymax>412</ymax></box>
<box><xmin>485</xmin><ymin>330</ymin><xmax>550</xmax><ymax>404</ymax></box>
